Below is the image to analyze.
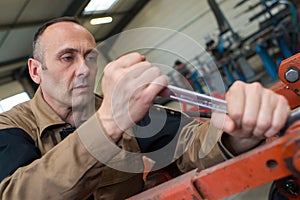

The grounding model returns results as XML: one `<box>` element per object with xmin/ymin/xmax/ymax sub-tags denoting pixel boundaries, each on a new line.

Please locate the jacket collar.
<box><xmin>30</xmin><ymin>87</ymin><xmax>103</xmax><ymax>137</ymax></box>
<box><xmin>30</xmin><ymin>87</ymin><xmax>66</xmax><ymax>136</ymax></box>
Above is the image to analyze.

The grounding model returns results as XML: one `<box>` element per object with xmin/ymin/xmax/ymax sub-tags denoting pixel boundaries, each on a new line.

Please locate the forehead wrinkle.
<box><xmin>57</xmin><ymin>47</ymin><xmax>99</xmax><ymax>58</ymax></box>
<box><xmin>58</xmin><ymin>48</ymin><xmax>79</xmax><ymax>55</ymax></box>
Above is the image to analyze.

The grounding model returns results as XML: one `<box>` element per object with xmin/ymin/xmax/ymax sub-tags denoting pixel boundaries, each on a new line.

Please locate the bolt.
<box><xmin>285</xmin><ymin>68</ymin><xmax>299</xmax><ymax>83</ymax></box>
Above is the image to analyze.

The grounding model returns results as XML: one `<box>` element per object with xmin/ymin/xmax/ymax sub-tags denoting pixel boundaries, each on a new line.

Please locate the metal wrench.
<box><xmin>160</xmin><ymin>85</ymin><xmax>300</xmax><ymax>135</ymax></box>
<box><xmin>160</xmin><ymin>85</ymin><xmax>227</xmax><ymax>113</ymax></box>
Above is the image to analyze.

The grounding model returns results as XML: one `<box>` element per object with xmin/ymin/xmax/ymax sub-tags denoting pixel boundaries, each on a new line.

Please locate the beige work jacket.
<box><xmin>0</xmin><ymin>87</ymin><xmax>232</xmax><ymax>200</ymax></box>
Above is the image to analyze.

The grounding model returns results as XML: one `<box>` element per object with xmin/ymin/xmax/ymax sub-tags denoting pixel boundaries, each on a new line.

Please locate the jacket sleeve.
<box><xmin>0</xmin><ymin>128</ymin><xmax>41</xmax><ymax>181</ymax></box>
<box><xmin>133</xmin><ymin>105</ymin><xmax>231</xmax><ymax>172</ymax></box>
<box><xmin>175</xmin><ymin>120</ymin><xmax>231</xmax><ymax>172</ymax></box>
<box><xmin>0</xmin><ymin>114</ymin><xmax>120</xmax><ymax>200</ymax></box>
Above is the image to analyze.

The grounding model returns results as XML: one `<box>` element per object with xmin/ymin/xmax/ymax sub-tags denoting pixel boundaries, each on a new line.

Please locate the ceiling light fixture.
<box><xmin>83</xmin><ymin>0</ymin><xmax>118</xmax><ymax>14</ymax></box>
<box><xmin>90</xmin><ymin>17</ymin><xmax>113</xmax><ymax>25</ymax></box>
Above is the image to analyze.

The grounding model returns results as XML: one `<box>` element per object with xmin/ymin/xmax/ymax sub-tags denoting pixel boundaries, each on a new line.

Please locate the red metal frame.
<box><xmin>128</xmin><ymin>122</ymin><xmax>300</xmax><ymax>200</ymax></box>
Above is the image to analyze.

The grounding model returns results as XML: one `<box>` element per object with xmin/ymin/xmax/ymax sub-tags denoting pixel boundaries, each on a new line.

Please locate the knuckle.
<box><xmin>226</xmin><ymin>81</ymin><xmax>244</xmax><ymax>98</ymax></box>
<box><xmin>105</xmin><ymin>61</ymin><xmax>123</xmax><ymax>76</ymax></box>
<box><xmin>103</xmin><ymin>67</ymin><xmax>112</xmax><ymax>78</ymax></box>
<box><xmin>249</xmin><ymin>82</ymin><xmax>263</xmax><ymax>93</ymax></box>
<box><xmin>142</xmin><ymin>61</ymin><xmax>152</xmax><ymax>68</ymax></box>
<box><xmin>120</xmin><ymin>52</ymin><xmax>141</xmax><ymax>61</ymax></box>
<box><xmin>104</xmin><ymin>61</ymin><xmax>114</xmax><ymax>72</ymax></box>
<box><xmin>130</xmin><ymin>52</ymin><xmax>142</xmax><ymax>58</ymax></box>
<box><xmin>271</xmin><ymin>121</ymin><xmax>282</xmax><ymax>132</ymax></box>
<box><xmin>250</xmin><ymin>82</ymin><xmax>262</xmax><ymax>88</ymax></box>
<box><xmin>278</xmin><ymin>95</ymin><xmax>289</xmax><ymax>107</ymax></box>
<box><xmin>230</xmin><ymin>111</ymin><xmax>242</xmax><ymax>121</ymax></box>
<box><xmin>257</xmin><ymin>120</ymin><xmax>271</xmax><ymax>132</ymax></box>
<box><xmin>232</xmin><ymin>80</ymin><xmax>244</xmax><ymax>87</ymax></box>
<box><xmin>252</xmin><ymin>129</ymin><xmax>263</xmax><ymax>137</ymax></box>
<box><xmin>263</xmin><ymin>89</ymin><xmax>273</xmax><ymax>99</ymax></box>
<box><xmin>150</xmin><ymin>66</ymin><xmax>161</xmax><ymax>75</ymax></box>
<box><xmin>264</xmin><ymin>128</ymin><xmax>279</xmax><ymax>138</ymax></box>
<box><xmin>229</xmin><ymin>81</ymin><xmax>243</xmax><ymax>92</ymax></box>
<box><xmin>140</xmin><ymin>93</ymin><xmax>153</xmax><ymax>105</ymax></box>
<box><xmin>242</xmin><ymin>117</ymin><xmax>256</xmax><ymax>128</ymax></box>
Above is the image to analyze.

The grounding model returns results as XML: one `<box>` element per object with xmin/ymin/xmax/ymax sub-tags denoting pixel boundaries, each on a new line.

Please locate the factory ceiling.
<box><xmin>0</xmin><ymin>0</ymin><xmax>149</xmax><ymax>83</ymax></box>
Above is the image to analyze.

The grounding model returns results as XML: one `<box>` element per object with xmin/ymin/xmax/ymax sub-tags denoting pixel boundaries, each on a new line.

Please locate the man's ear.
<box><xmin>28</xmin><ymin>58</ymin><xmax>41</xmax><ymax>84</ymax></box>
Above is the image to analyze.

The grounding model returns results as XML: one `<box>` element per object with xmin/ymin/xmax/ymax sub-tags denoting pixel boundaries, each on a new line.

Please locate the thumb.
<box><xmin>211</xmin><ymin>112</ymin><xmax>235</xmax><ymax>133</ymax></box>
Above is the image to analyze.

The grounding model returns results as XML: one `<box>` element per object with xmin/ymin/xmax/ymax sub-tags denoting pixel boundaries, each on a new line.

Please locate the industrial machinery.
<box><xmin>127</xmin><ymin>53</ymin><xmax>300</xmax><ymax>200</ymax></box>
<box><xmin>207</xmin><ymin>0</ymin><xmax>299</xmax><ymax>83</ymax></box>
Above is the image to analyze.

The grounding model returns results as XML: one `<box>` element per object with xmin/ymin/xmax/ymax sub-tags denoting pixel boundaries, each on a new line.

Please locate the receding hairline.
<box><xmin>32</xmin><ymin>17</ymin><xmax>82</xmax><ymax>60</ymax></box>
<box><xmin>32</xmin><ymin>18</ymin><xmax>97</xmax><ymax>66</ymax></box>
<box><xmin>33</xmin><ymin>17</ymin><xmax>80</xmax><ymax>44</ymax></box>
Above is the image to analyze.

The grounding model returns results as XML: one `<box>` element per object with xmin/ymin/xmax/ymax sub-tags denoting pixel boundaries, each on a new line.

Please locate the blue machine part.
<box><xmin>255</xmin><ymin>42</ymin><xmax>278</xmax><ymax>79</ymax></box>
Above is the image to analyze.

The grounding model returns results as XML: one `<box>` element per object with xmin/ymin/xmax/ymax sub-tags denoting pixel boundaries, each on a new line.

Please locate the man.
<box><xmin>0</xmin><ymin>17</ymin><xmax>290</xmax><ymax>199</ymax></box>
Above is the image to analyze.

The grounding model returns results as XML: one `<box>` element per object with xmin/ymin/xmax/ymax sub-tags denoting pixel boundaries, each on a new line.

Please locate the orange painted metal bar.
<box><xmin>193</xmin><ymin>132</ymin><xmax>299</xmax><ymax>199</ymax></box>
<box><xmin>270</xmin><ymin>81</ymin><xmax>300</xmax><ymax>109</ymax></box>
<box><xmin>128</xmin><ymin>126</ymin><xmax>300</xmax><ymax>200</ymax></box>
<box><xmin>128</xmin><ymin>168</ymin><xmax>203</xmax><ymax>200</ymax></box>
<box><xmin>278</xmin><ymin>52</ymin><xmax>300</xmax><ymax>97</ymax></box>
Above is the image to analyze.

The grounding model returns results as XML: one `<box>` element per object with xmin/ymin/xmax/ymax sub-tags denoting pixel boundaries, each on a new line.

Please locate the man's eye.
<box><xmin>86</xmin><ymin>56</ymin><xmax>96</xmax><ymax>62</ymax></box>
<box><xmin>62</xmin><ymin>56</ymin><xmax>73</xmax><ymax>62</ymax></box>
<box><xmin>85</xmin><ymin>55</ymin><xmax>98</xmax><ymax>63</ymax></box>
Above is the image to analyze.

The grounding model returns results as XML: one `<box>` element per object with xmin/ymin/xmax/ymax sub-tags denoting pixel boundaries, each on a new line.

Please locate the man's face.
<box><xmin>37</xmin><ymin>22</ymin><xmax>98</xmax><ymax>110</ymax></box>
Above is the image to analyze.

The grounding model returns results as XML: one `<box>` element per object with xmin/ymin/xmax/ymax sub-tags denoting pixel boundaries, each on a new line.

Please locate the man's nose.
<box><xmin>76</xmin><ymin>57</ymin><xmax>90</xmax><ymax>77</ymax></box>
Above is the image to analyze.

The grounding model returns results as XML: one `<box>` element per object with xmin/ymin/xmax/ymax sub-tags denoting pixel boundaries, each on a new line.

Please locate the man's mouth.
<box><xmin>73</xmin><ymin>85</ymin><xmax>91</xmax><ymax>93</ymax></box>
<box><xmin>74</xmin><ymin>85</ymin><xmax>88</xmax><ymax>89</ymax></box>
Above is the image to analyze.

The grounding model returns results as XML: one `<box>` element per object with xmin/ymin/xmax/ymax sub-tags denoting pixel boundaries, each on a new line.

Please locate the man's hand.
<box><xmin>98</xmin><ymin>52</ymin><xmax>169</xmax><ymax>142</ymax></box>
<box><xmin>212</xmin><ymin>81</ymin><xmax>290</xmax><ymax>154</ymax></box>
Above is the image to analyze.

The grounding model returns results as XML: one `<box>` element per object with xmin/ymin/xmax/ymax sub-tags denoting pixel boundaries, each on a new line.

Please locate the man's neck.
<box><xmin>42</xmin><ymin>92</ymin><xmax>95</xmax><ymax>127</ymax></box>
<box><xmin>60</xmin><ymin>106</ymin><xmax>94</xmax><ymax>127</ymax></box>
